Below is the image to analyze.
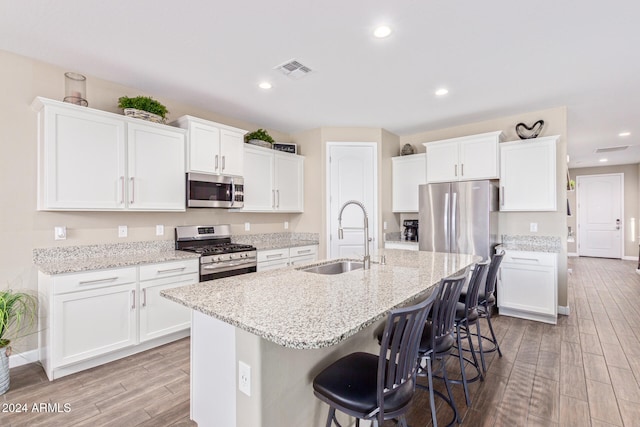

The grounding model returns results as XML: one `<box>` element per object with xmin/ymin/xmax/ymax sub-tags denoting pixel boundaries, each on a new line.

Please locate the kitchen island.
<box><xmin>162</xmin><ymin>249</ymin><xmax>478</xmax><ymax>427</ymax></box>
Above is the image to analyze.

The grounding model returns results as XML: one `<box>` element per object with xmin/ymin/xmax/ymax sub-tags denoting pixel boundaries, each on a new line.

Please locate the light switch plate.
<box><xmin>284</xmin><ymin>221</ymin><xmax>289</xmax><ymax>230</ymax></box>
<box><xmin>239</xmin><ymin>361</ymin><xmax>251</xmax><ymax>396</ymax></box>
<box><xmin>530</xmin><ymin>223</ymin><xmax>538</xmax><ymax>232</ymax></box>
<box><xmin>245</xmin><ymin>222</ymin><xmax>250</xmax><ymax>231</ymax></box>
<box><xmin>118</xmin><ymin>225</ymin><xmax>128</xmax><ymax>238</ymax></box>
<box><xmin>156</xmin><ymin>225</ymin><xmax>164</xmax><ymax>236</ymax></box>
<box><xmin>54</xmin><ymin>226</ymin><xmax>66</xmax><ymax>240</ymax></box>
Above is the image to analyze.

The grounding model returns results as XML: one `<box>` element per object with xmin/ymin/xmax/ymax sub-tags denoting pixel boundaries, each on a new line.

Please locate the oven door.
<box><xmin>186</xmin><ymin>173</ymin><xmax>244</xmax><ymax>208</ymax></box>
<box><xmin>200</xmin><ymin>262</ymin><xmax>257</xmax><ymax>282</ymax></box>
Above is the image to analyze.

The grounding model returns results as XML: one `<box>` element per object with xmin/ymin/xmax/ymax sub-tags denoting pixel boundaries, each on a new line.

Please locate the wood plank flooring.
<box><xmin>3</xmin><ymin>256</ymin><xmax>640</xmax><ymax>426</ymax></box>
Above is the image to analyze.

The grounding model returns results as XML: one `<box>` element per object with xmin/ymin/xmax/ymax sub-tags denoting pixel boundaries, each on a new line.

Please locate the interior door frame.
<box><xmin>325</xmin><ymin>142</ymin><xmax>379</xmax><ymax>260</ymax></box>
<box><xmin>576</xmin><ymin>172</ymin><xmax>624</xmax><ymax>259</ymax></box>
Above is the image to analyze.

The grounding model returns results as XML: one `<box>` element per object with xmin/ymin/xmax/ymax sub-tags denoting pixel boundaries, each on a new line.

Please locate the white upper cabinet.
<box><xmin>243</xmin><ymin>144</ymin><xmax>304</xmax><ymax>212</ymax></box>
<box><xmin>172</xmin><ymin>115</ymin><xmax>246</xmax><ymax>177</ymax></box>
<box><xmin>392</xmin><ymin>153</ymin><xmax>427</xmax><ymax>213</ymax></box>
<box><xmin>424</xmin><ymin>131</ymin><xmax>503</xmax><ymax>183</ymax></box>
<box><xmin>32</xmin><ymin>97</ymin><xmax>186</xmax><ymax>211</ymax></box>
<box><xmin>499</xmin><ymin>136</ymin><xmax>558</xmax><ymax>211</ymax></box>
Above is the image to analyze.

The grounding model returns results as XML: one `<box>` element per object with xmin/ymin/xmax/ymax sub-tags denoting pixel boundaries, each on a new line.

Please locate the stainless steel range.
<box><xmin>175</xmin><ymin>224</ymin><xmax>257</xmax><ymax>282</ymax></box>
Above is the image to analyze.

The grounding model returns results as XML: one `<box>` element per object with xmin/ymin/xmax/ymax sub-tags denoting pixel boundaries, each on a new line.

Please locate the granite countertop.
<box><xmin>162</xmin><ymin>249</ymin><xmax>479</xmax><ymax>349</ymax></box>
<box><xmin>498</xmin><ymin>235</ymin><xmax>562</xmax><ymax>254</ymax></box>
<box><xmin>33</xmin><ymin>241</ymin><xmax>200</xmax><ymax>275</ymax></box>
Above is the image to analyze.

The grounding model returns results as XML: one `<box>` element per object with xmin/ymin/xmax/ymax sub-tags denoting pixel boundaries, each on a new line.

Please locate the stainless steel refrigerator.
<box><xmin>418</xmin><ymin>180</ymin><xmax>498</xmax><ymax>261</ymax></box>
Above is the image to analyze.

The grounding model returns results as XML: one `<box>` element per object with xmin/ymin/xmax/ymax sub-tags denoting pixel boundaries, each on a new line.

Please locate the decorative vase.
<box><xmin>0</xmin><ymin>345</ymin><xmax>10</xmax><ymax>395</ymax></box>
<box><xmin>63</xmin><ymin>72</ymin><xmax>88</xmax><ymax>107</ymax></box>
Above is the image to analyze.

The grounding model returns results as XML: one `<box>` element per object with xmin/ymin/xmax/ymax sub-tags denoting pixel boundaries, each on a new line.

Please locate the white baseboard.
<box><xmin>9</xmin><ymin>349</ymin><xmax>39</xmax><ymax>368</ymax></box>
<box><xmin>568</xmin><ymin>252</ymin><xmax>578</xmax><ymax>257</ymax></box>
<box><xmin>558</xmin><ymin>306</ymin><xmax>571</xmax><ymax>316</ymax></box>
<box><xmin>622</xmin><ymin>256</ymin><xmax>637</xmax><ymax>261</ymax></box>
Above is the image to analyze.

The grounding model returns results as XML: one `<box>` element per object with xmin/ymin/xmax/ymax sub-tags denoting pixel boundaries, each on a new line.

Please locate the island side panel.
<box><xmin>236</xmin><ymin>327</ymin><xmax>264</xmax><ymax>427</ymax></box>
<box><xmin>191</xmin><ymin>310</ymin><xmax>237</xmax><ymax>426</ymax></box>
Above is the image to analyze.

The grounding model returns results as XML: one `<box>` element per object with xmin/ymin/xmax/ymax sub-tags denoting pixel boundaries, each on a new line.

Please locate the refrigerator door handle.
<box><xmin>444</xmin><ymin>192</ymin><xmax>450</xmax><ymax>252</ymax></box>
<box><xmin>452</xmin><ymin>191</ymin><xmax>457</xmax><ymax>253</ymax></box>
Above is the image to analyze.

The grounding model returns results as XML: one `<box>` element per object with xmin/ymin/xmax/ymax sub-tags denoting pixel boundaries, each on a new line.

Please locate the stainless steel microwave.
<box><xmin>186</xmin><ymin>173</ymin><xmax>244</xmax><ymax>208</ymax></box>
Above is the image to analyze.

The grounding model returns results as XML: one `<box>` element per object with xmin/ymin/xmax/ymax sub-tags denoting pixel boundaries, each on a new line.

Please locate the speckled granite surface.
<box><xmin>498</xmin><ymin>235</ymin><xmax>562</xmax><ymax>253</ymax></box>
<box><xmin>162</xmin><ymin>249</ymin><xmax>479</xmax><ymax>349</ymax></box>
<box><xmin>233</xmin><ymin>232</ymin><xmax>319</xmax><ymax>250</ymax></box>
<box><xmin>33</xmin><ymin>241</ymin><xmax>200</xmax><ymax>275</ymax></box>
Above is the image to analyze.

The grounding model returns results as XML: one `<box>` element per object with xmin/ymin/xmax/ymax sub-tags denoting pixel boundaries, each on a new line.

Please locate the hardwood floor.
<box><xmin>3</xmin><ymin>256</ymin><xmax>640</xmax><ymax>426</ymax></box>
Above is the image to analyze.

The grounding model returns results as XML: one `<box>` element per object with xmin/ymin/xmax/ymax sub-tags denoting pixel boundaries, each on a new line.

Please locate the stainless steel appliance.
<box><xmin>403</xmin><ymin>219</ymin><xmax>419</xmax><ymax>241</ymax></box>
<box><xmin>418</xmin><ymin>180</ymin><xmax>498</xmax><ymax>261</ymax></box>
<box><xmin>175</xmin><ymin>224</ymin><xmax>256</xmax><ymax>281</ymax></box>
<box><xmin>186</xmin><ymin>173</ymin><xmax>244</xmax><ymax>208</ymax></box>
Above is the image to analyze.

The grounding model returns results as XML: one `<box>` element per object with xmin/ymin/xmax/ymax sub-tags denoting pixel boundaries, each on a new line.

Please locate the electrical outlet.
<box><xmin>54</xmin><ymin>226</ymin><xmax>66</xmax><ymax>240</ymax></box>
<box><xmin>118</xmin><ymin>225</ymin><xmax>128</xmax><ymax>238</ymax></box>
<box><xmin>245</xmin><ymin>222</ymin><xmax>250</xmax><ymax>231</ymax></box>
<box><xmin>383</xmin><ymin>221</ymin><xmax>388</xmax><ymax>230</ymax></box>
<box><xmin>530</xmin><ymin>222</ymin><xmax>538</xmax><ymax>232</ymax></box>
<box><xmin>284</xmin><ymin>221</ymin><xmax>289</xmax><ymax>230</ymax></box>
<box><xmin>156</xmin><ymin>225</ymin><xmax>164</xmax><ymax>236</ymax></box>
<box><xmin>238</xmin><ymin>361</ymin><xmax>251</xmax><ymax>396</ymax></box>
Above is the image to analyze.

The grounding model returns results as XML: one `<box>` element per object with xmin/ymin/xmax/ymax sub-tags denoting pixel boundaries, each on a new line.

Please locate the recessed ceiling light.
<box><xmin>619</xmin><ymin>131</ymin><xmax>631</xmax><ymax>137</ymax></box>
<box><xmin>599</xmin><ymin>158</ymin><xmax>608</xmax><ymax>162</ymax></box>
<box><xmin>258</xmin><ymin>82</ymin><xmax>272</xmax><ymax>89</ymax></box>
<box><xmin>373</xmin><ymin>26</ymin><xmax>392</xmax><ymax>38</ymax></box>
<box><xmin>435</xmin><ymin>88</ymin><xmax>449</xmax><ymax>96</ymax></box>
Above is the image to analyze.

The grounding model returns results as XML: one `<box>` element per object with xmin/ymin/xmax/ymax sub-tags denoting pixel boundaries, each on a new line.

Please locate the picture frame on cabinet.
<box><xmin>273</xmin><ymin>142</ymin><xmax>297</xmax><ymax>154</ymax></box>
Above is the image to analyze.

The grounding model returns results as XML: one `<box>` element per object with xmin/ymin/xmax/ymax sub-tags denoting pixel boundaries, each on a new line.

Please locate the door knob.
<box><xmin>616</xmin><ymin>218</ymin><xmax>621</xmax><ymax>230</ymax></box>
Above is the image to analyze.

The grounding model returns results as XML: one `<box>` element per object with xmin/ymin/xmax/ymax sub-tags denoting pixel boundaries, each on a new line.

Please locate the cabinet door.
<box><xmin>53</xmin><ymin>282</ymin><xmax>137</xmax><ymax>367</ymax></box>
<box><xmin>289</xmin><ymin>254</ymin><xmax>317</xmax><ymax>266</ymax></box>
<box><xmin>139</xmin><ymin>274</ymin><xmax>196</xmax><ymax>342</ymax></box>
<box><xmin>219</xmin><ymin>129</ymin><xmax>244</xmax><ymax>176</ymax></box>
<box><xmin>243</xmin><ymin>146</ymin><xmax>275</xmax><ymax>211</ymax></box>
<box><xmin>40</xmin><ymin>105</ymin><xmax>126</xmax><ymax>210</ymax></box>
<box><xmin>498</xmin><ymin>262</ymin><xmax>556</xmax><ymax>316</ymax></box>
<box><xmin>127</xmin><ymin>122</ymin><xmax>186</xmax><ymax>211</ymax></box>
<box><xmin>274</xmin><ymin>152</ymin><xmax>304</xmax><ymax>212</ymax></box>
<box><xmin>426</xmin><ymin>141</ymin><xmax>458</xmax><ymax>183</ymax></box>
<box><xmin>392</xmin><ymin>154</ymin><xmax>427</xmax><ymax>212</ymax></box>
<box><xmin>257</xmin><ymin>258</ymin><xmax>290</xmax><ymax>271</ymax></box>
<box><xmin>188</xmin><ymin>121</ymin><xmax>220</xmax><ymax>174</ymax></box>
<box><xmin>500</xmin><ymin>137</ymin><xmax>557</xmax><ymax>211</ymax></box>
<box><xmin>459</xmin><ymin>137</ymin><xmax>499</xmax><ymax>180</ymax></box>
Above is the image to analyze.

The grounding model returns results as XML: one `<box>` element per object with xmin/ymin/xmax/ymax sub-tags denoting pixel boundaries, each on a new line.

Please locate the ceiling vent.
<box><xmin>274</xmin><ymin>59</ymin><xmax>313</xmax><ymax>80</ymax></box>
<box><xmin>594</xmin><ymin>145</ymin><xmax>630</xmax><ymax>153</ymax></box>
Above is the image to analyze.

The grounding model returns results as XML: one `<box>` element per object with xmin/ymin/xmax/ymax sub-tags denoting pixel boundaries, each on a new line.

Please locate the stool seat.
<box><xmin>455</xmin><ymin>302</ymin><xmax>479</xmax><ymax>323</ymax></box>
<box><xmin>419</xmin><ymin>323</ymin><xmax>455</xmax><ymax>354</ymax></box>
<box><xmin>313</xmin><ymin>352</ymin><xmax>414</xmax><ymax>416</ymax></box>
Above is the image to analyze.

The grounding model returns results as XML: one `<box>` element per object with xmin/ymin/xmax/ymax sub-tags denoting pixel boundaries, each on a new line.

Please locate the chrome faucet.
<box><xmin>338</xmin><ymin>200</ymin><xmax>371</xmax><ymax>269</ymax></box>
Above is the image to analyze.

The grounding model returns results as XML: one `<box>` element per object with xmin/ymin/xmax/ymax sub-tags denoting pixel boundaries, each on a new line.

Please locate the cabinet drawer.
<box><xmin>502</xmin><ymin>250</ymin><xmax>556</xmax><ymax>266</ymax></box>
<box><xmin>53</xmin><ymin>267</ymin><xmax>137</xmax><ymax>295</ymax></box>
<box><xmin>257</xmin><ymin>248</ymin><xmax>289</xmax><ymax>263</ymax></box>
<box><xmin>139</xmin><ymin>259</ymin><xmax>199</xmax><ymax>281</ymax></box>
<box><xmin>289</xmin><ymin>245</ymin><xmax>318</xmax><ymax>258</ymax></box>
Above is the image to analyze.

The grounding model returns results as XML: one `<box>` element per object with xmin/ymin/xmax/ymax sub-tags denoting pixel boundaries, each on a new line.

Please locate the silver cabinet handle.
<box><xmin>157</xmin><ymin>267</ymin><xmax>186</xmax><ymax>274</ymax></box>
<box><xmin>79</xmin><ymin>277</ymin><xmax>118</xmax><ymax>285</ymax></box>
<box><xmin>222</xmin><ymin>155</ymin><xmax>226</xmax><ymax>171</ymax></box>
<box><xmin>131</xmin><ymin>290</ymin><xmax>136</xmax><ymax>309</ymax></box>
<box><xmin>215</xmin><ymin>154</ymin><xmax>219</xmax><ymax>171</ymax></box>
<box><xmin>142</xmin><ymin>288</ymin><xmax>147</xmax><ymax>307</ymax></box>
<box><xmin>120</xmin><ymin>176</ymin><xmax>125</xmax><ymax>204</ymax></box>
<box><xmin>276</xmin><ymin>189</ymin><xmax>280</xmax><ymax>208</ymax></box>
<box><xmin>130</xmin><ymin>177</ymin><xmax>135</xmax><ymax>204</ymax></box>
<box><xmin>272</xmin><ymin>190</ymin><xmax>276</xmax><ymax>208</ymax></box>
<box><xmin>461</xmin><ymin>164</ymin><xmax>464</xmax><ymax>176</ymax></box>
<box><xmin>454</xmin><ymin>164</ymin><xmax>457</xmax><ymax>177</ymax></box>
<box><xmin>296</xmin><ymin>249</ymin><xmax>312</xmax><ymax>255</ymax></box>
<box><xmin>500</xmin><ymin>186</ymin><xmax>505</xmax><ymax>206</ymax></box>
<box><xmin>511</xmin><ymin>257</ymin><xmax>540</xmax><ymax>262</ymax></box>
<box><xmin>266</xmin><ymin>253</ymin><xmax>284</xmax><ymax>259</ymax></box>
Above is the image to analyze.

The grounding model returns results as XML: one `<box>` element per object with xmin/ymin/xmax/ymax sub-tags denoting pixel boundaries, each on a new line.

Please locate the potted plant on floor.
<box><xmin>0</xmin><ymin>289</ymin><xmax>38</xmax><ymax>395</ymax></box>
<box><xmin>118</xmin><ymin>95</ymin><xmax>169</xmax><ymax>124</ymax></box>
<box><xmin>245</xmin><ymin>129</ymin><xmax>275</xmax><ymax>148</ymax></box>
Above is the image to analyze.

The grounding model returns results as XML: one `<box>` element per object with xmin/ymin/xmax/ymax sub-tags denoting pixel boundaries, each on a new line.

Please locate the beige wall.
<box><xmin>568</xmin><ymin>164</ymin><xmax>639</xmax><ymax>258</ymax></box>
<box><xmin>0</xmin><ymin>50</ymin><xmax>303</xmax><ymax>299</ymax></box>
<box><xmin>400</xmin><ymin>106</ymin><xmax>570</xmax><ymax>307</ymax></box>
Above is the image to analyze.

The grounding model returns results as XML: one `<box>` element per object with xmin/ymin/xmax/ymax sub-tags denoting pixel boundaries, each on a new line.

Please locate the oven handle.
<box><xmin>202</xmin><ymin>260</ymin><xmax>257</xmax><ymax>270</ymax></box>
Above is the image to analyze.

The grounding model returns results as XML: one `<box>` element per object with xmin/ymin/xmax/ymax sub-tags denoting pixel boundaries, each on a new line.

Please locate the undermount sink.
<box><xmin>298</xmin><ymin>260</ymin><xmax>364</xmax><ymax>275</ymax></box>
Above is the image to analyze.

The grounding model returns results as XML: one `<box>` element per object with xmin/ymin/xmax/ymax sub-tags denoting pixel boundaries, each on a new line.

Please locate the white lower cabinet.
<box><xmin>384</xmin><ymin>241</ymin><xmax>419</xmax><ymax>251</ymax></box>
<box><xmin>256</xmin><ymin>245</ymin><xmax>318</xmax><ymax>271</ymax></box>
<box><xmin>39</xmin><ymin>259</ymin><xmax>198</xmax><ymax>380</ymax></box>
<box><xmin>497</xmin><ymin>250</ymin><xmax>558</xmax><ymax>324</ymax></box>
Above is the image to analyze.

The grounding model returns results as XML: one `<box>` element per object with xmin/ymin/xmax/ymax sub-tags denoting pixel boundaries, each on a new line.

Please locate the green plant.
<box><xmin>245</xmin><ymin>129</ymin><xmax>274</xmax><ymax>144</ymax></box>
<box><xmin>118</xmin><ymin>96</ymin><xmax>169</xmax><ymax>119</ymax></box>
<box><xmin>0</xmin><ymin>290</ymin><xmax>38</xmax><ymax>348</ymax></box>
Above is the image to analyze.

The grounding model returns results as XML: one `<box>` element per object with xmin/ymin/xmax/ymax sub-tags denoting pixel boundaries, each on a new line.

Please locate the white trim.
<box><xmin>622</xmin><ymin>255</ymin><xmax>636</xmax><ymax>261</ymax></box>
<box><xmin>9</xmin><ymin>349</ymin><xmax>39</xmax><ymax>368</ymax></box>
<box><xmin>568</xmin><ymin>252</ymin><xmax>579</xmax><ymax>257</ymax></box>
<box><xmin>558</xmin><ymin>306</ymin><xmax>571</xmax><ymax>316</ymax></box>
<box><xmin>325</xmin><ymin>142</ymin><xmax>379</xmax><ymax>260</ymax></box>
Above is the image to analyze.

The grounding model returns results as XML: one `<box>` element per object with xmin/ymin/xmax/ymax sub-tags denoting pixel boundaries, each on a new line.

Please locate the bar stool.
<box><xmin>313</xmin><ymin>287</ymin><xmax>438</xmax><ymax>427</ymax></box>
<box><xmin>416</xmin><ymin>270</ymin><xmax>468</xmax><ymax>427</ymax></box>
<box><xmin>452</xmin><ymin>260</ymin><xmax>489</xmax><ymax>406</ymax></box>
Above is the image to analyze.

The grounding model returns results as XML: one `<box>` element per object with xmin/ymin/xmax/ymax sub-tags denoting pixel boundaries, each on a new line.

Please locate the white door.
<box><xmin>327</xmin><ymin>143</ymin><xmax>377</xmax><ymax>259</ymax></box>
<box><xmin>577</xmin><ymin>174</ymin><xmax>623</xmax><ymax>258</ymax></box>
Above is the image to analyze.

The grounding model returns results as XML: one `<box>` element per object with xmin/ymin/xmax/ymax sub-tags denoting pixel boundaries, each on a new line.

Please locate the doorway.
<box><xmin>326</xmin><ymin>142</ymin><xmax>378</xmax><ymax>259</ymax></box>
<box><xmin>577</xmin><ymin>173</ymin><xmax>623</xmax><ymax>259</ymax></box>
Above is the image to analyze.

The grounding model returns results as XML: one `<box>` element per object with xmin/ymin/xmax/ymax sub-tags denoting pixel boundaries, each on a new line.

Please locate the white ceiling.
<box><xmin>2</xmin><ymin>0</ymin><xmax>639</xmax><ymax>168</ymax></box>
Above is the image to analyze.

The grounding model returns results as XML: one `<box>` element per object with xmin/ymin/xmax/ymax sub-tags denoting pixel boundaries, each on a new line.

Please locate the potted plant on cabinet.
<box><xmin>117</xmin><ymin>95</ymin><xmax>169</xmax><ymax>124</ymax></box>
<box><xmin>0</xmin><ymin>289</ymin><xmax>38</xmax><ymax>394</ymax></box>
<box><xmin>245</xmin><ymin>129</ymin><xmax>275</xmax><ymax>148</ymax></box>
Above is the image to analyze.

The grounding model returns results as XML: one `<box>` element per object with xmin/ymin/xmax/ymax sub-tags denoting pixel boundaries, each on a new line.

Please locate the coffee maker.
<box><xmin>403</xmin><ymin>220</ymin><xmax>419</xmax><ymax>241</ymax></box>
